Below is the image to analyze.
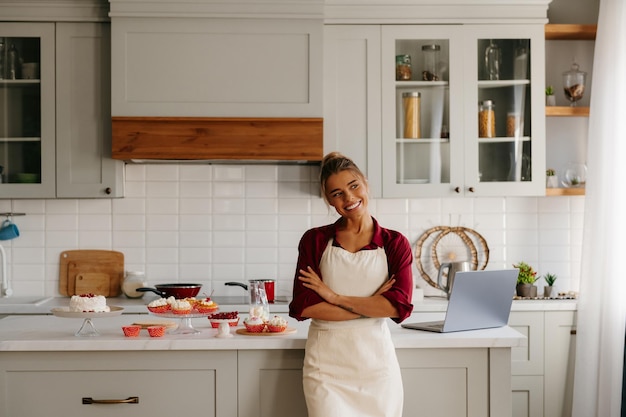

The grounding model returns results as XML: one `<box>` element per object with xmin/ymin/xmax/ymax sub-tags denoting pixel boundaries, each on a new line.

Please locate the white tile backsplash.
<box><xmin>0</xmin><ymin>164</ymin><xmax>587</xmax><ymax>298</ymax></box>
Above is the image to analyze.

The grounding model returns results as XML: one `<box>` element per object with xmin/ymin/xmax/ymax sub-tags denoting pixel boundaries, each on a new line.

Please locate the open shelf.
<box><xmin>546</xmin><ymin>187</ymin><xmax>585</xmax><ymax>196</ymax></box>
<box><xmin>545</xmin><ymin>24</ymin><xmax>597</xmax><ymax>40</ymax></box>
<box><xmin>545</xmin><ymin>106</ymin><xmax>590</xmax><ymax>117</ymax></box>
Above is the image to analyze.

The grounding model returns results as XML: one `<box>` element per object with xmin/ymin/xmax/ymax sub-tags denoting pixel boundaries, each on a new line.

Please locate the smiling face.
<box><xmin>324</xmin><ymin>170</ymin><xmax>369</xmax><ymax>219</ymax></box>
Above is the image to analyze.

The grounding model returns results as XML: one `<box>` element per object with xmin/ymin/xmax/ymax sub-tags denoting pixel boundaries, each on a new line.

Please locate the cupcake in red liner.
<box><xmin>208</xmin><ymin>312</ymin><xmax>239</xmax><ymax>328</ymax></box>
<box><xmin>267</xmin><ymin>315</ymin><xmax>288</xmax><ymax>333</ymax></box>
<box><xmin>170</xmin><ymin>299</ymin><xmax>192</xmax><ymax>315</ymax></box>
<box><xmin>196</xmin><ymin>297</ymin><xmax>219</xmax><ymax>314</ymax></box>
<box><xmin>147</xmin><ymin>326</ymin><xmax>166</xmax><ymax>337</ymax></box>
<box><xmin>122</xmin><ymin>325</ymin><xmax>141</xmax><ymax>337</ymax></box>
<box><xmin>147</xmin><ymin>298</ymin><xmax>171</xmax><ymax>314</ymax></box>
<box><xmin>244</xmin><ymin>316</ymin><xmax>266</xmax><ymax>333</ymax></box>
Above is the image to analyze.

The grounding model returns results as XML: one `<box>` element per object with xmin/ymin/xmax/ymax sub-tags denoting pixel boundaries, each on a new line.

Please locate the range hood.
<box><xmin>112</xmin><ymin>117</ymin><xmax>323</xmax><ymax>163</ymax></box>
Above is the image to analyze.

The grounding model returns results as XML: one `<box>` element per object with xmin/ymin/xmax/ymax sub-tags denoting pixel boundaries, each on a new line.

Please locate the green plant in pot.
<box><xmin>545</xmin><ymin>85</ymin><xmax>556</xmax><ymax>106</ymax></box>
<box><xmin>543</xmin><ymin>273</ymin><xmax>557</xmax><ymax>298</ymax></box>
<box><xmin>514</xmin><ymin>261</ymin><xmax>539</xmax><ymax>298</ymax></box>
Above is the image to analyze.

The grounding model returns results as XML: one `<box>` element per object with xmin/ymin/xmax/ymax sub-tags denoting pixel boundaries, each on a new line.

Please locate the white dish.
<box><xmin>51</xmin><ymin>306</ymin><xmax>124</xmax><ymax>318</ymax></box>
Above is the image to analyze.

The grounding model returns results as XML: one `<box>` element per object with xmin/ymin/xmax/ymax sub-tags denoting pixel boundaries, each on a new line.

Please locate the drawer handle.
<box><xmin>82</xmin><ymin>396</ymin><xmax>139</xmax><ymax>405</ymax></box>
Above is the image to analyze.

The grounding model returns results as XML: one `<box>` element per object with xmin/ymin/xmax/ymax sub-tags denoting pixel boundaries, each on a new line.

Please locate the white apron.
<box><xmin>303</xmin><ymin>239</ymin><xmax>404</xmax><ymax>417</ymax></box>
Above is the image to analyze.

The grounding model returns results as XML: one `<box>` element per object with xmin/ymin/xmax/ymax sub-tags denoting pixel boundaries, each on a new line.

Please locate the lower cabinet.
<box><xmin>0</xmin><ymin>351</ymin><xmax>238</xmax><ymax>417</ymax></box>
<box><xmin>509</xmin><ymin>310</ymin><xmax>577</xmax><ymax>417</ymax></box>
<box><xmin>238</xmin><ymin>347</ymin><xmax>509</xmax><ymax>417</ymax></box>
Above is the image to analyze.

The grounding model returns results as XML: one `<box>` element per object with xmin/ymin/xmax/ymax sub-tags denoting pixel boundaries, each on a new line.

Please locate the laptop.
<box><xmin>401</xmin><ymin>269</ymin><xmax>518</xmax><ymax>333</ymax></box>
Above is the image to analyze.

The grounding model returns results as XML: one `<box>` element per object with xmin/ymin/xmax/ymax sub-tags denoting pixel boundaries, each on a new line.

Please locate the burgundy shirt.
<box><xmin>289</xmin><ymin>217</ymin><xmax>414</xmax><ymax>323</ymax></box>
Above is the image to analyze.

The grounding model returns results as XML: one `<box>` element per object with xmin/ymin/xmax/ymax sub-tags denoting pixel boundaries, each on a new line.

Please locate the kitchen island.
<box><xmin>0</xmin><ymin>314</ymin><xmax>525</xmax><ymax>417</ymax></box>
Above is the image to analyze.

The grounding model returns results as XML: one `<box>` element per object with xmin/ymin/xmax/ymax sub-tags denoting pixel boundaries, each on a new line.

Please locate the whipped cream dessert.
<box><xmin>69</xmin><ymin>294</ymin><xmax>110</xmax><ymax>313</ymax></box>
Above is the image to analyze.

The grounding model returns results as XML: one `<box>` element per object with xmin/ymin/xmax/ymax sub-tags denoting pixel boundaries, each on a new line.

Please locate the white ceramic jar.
<box><xmin>122</xmin><ymin>271</ymin><xmax>148</xmax><ymax>298</ymax></box>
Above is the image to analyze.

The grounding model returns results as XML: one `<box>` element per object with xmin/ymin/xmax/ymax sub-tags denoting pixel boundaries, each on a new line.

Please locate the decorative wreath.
<box><xmin>414</xmin><ymin>225</ymin><xmax>490</xmax><ymax>290</ymax></box>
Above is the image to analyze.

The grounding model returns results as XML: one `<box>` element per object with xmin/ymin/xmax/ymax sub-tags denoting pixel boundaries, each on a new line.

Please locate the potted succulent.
<box><xmin>545</xmin><ymin>85</ymin><xmax>556</xmax><ymax>106</ymax></box>
<box><xmin>543</xmin><ymin>273</ymin><xmax>557</xmax><ymax>298</ymax></box>
<box><xmin>546</xmin><ymin>168</ymin><xmax>558</xmax><ymax>188</ymax></box>
<box><xmin>514</xmin><ymin>261</ymin><xmax>539</xmax><ymax>298</ymax></box>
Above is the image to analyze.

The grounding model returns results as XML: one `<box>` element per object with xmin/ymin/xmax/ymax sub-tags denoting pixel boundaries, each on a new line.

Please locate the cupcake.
<box><xmin>244</xmin><ymin>316</ymin><xmax>266</xmax><ymax>333</ymax></box>
<box><xmin>196</xmin><ymin>297</ymin><xmax>219</xmax><ymax>313</ymax></box>
<box><xmin>122</xmin><ymin>325</ymin><xmax>141</xmax><ymax>337</ymax></box>
<box><xmin>147</xmin><ymin>326</ymin><xmax>166</xmax><ymax>337</ymax></box>
<box><xmin>183</xmin><ymin>297</ymin><xmax>199</xmax><ymax>308</ymax></box>
<box><xmin>170</xmin><ymin>299</ymin><xmax>193</xmax><ymax>315</ymax></box>
<box><xmin>267</xmin><ymin>315</ymin><xmax>288</xmax><ymax>333</ymax></box>
<box><xmin>147</xmin><ymin>297</ymin><xmax>171</xmax><ymax>314</ymax></box>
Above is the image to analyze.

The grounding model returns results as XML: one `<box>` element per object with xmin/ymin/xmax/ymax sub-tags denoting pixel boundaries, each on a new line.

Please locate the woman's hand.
<box><xmin>373</xmin><ymin>275</ymin><xmax>396</xmax><ymax>296</ymax></box>
<box><xmin>299</xmin><ymin>266</ymin><xmax>338</xmax><ymax>304</ymax></box>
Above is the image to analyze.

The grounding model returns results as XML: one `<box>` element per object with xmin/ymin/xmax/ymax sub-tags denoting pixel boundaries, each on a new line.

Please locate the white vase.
<box><xmin>546</xmin><ymin>95</ymin><xmax>556</xmax><ymax>106</ymax></box>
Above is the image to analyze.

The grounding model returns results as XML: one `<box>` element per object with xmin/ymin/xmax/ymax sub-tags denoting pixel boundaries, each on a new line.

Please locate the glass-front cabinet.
<box><xmin>0</xmin><ymin>23</ymin><xmax>55</xmax><ymax>197</ymax></box>
<box><xmin>381</xmin><ymin>25</ymin><xmax>545</xmax><ymax>197</ymax></box>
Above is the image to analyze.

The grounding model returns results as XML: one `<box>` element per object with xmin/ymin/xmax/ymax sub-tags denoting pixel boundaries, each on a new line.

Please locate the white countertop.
<box><xmin>0</xmin><ymin>314</ymin><xmax>526</xmax><ymax>351</ymax></box>
<box><xmin>0</xmin><ymin>295</ymin><xmax>577</xmax><ymax>315</ymax></box>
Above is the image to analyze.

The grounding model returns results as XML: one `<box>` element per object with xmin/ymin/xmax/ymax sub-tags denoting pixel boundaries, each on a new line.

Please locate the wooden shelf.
<box><xmin>545</xmin><ymin>24</ymin><xmax>597</xmax><ymax>40</ymax></box>
<box><xmin>546</xmin><ymin>187</ymin><xmax>585</xmax><ymax>196</ymax></box>
<box><xmin>545</xmin><ymin>106</ymin><xmax>590</xmax><ymax>117</ymax></box>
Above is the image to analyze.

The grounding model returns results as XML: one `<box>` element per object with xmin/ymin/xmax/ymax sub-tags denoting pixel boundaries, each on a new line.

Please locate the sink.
<box><xmin>0</xmin><ymin>296</ymin><xmax>53</xmax><ymax>306</ymax></box>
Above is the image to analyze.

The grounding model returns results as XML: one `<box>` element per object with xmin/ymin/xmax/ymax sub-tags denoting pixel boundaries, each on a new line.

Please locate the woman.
<box><xmin>289</xmin><ymin>152</ymin><xmax>414</xmax><ymax>417</ymax></box>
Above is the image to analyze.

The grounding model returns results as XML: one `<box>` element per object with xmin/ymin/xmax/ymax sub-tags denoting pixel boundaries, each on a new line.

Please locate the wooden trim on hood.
<box><xmin>112</xmin><ymin>117</ymin><xmax>323</xmax><ymax>162</ymax></box>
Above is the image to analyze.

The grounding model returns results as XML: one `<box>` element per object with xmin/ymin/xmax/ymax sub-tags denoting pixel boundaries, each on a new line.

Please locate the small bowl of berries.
<box><xmin>209</xmin><ymin>312</ymin><xmax>239</xmax><ymax>338</ymax></box>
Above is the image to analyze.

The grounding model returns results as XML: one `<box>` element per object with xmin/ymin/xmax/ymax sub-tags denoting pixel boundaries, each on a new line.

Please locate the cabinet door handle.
<box><xmin>454</xmin><ymin>187</ymin><xmax>461</xmax><ymax>193</ymax></box>
<box><xmin>468</xmin><ymin>187</ymin><xmax>475</xmax><ymax>193</ymax></box>
<box><xmin>82</xmin><ymin>396</ymin><xmax>139</xmax><ymax>405</ymax></box>
<box><xmin>104</xmin><ymin>187</ymin><xmax>112</xmax><ymax>195</ymax></box>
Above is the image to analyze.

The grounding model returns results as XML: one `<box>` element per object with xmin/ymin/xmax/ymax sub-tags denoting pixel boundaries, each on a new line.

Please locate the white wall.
<box><xmin>0</xmin><ymin>163</ymin><xmax>583</xmax><ymax>299</ymax></box>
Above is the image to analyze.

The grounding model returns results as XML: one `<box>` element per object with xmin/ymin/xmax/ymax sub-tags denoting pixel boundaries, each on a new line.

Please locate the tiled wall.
<box><xmin>0</xmin><ymin>164</ymin><xmax>584</xmax><ymax>299</ymax></box>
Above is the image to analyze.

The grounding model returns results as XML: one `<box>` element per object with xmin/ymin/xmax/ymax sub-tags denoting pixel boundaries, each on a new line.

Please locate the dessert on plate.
<box><xmin>196</xmin><ymin>297</ymin><xmax>219</xmax><ymax>313</ymax></box>
<box><xmin>147</xmin><ymin>297</ymin><xmax>174</xmax><ymax>313</ymax></box>
<box><xmin>170</xmin><ymin>299</ymin><xmax>193</xmax><ymax>315</ymax></box>
<box><xmin>208</xmin><ymin>311</ymin><xmax>239</xmax><ymax>328</ymax></box>
<box><xmin>69</xmin><ymin>294</ymin><xmax>110</xmax><ymax>313</ymax></box>
<box><xmin>267</xmin><ymin>315</ymin><xmax>288</xmax><ymax>333</ymax></box>
<box><xmin>244</xmin><ymin>316</ymin><xmax>266</xmax><ymax>333</ymax></box>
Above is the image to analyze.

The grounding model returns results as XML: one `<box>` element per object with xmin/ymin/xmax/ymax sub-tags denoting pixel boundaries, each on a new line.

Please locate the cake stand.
<box><xmin>149</xmin><ymin>311</ymin><xmax>213</xmax><ymax>335</ymax></box>
<box><xmin>51</xmin><ymin>306</ymin><xmax>124</xmax><ymax>337</ymax></box>
<box><xmin>209</xmin><ymin>318</ymin><xmax>239</xmax><ymax>338</ymax></box>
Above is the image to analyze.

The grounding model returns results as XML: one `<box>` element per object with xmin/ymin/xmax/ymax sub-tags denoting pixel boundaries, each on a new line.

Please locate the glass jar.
<box><xmin>421</xmin><ymin>44</ymin><xmax>440</xmax><ymax>81</ymax></box>
<box><xmin>562</xmin><ymin>61</ymin><xmax>586</xmax><ymax>107</ymax></box>
<box><xmin>122</xmin><ymin>271</ymin><xmax>148</xmax><ymax>299</ymax></box>
<box><xmin>402</xmin><ymin>92</ymin><xmax>421</xmax><ymax>139</ymax></box>
<box><xmin>484</xmin><ymin>40</ymin><xmax>501</xmax><ymax>80</ymax></box>
<box><xmin>249</xmin><ymin>281</ymin><xmax>270</xmax><ymax>321</ymax></box>
<box><xmin>506</xmin><ymin>112</ymin><xmax>522</xmax><ymax>137</ymax></box>
<box><xmin>478</xmin><ymin>100</ymin><xmax>496</xmax><ymax>138</ymax></box>
<box><xmin>396</xmin><ymin>55</ymin><xmax>412</xmax><ymax>81</ymax></box>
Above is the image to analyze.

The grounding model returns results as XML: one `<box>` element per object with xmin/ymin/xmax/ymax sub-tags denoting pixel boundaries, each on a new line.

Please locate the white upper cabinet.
<box><xmin>0</xmin><ymin>21</ymin><xmax>123</xmax><ymax>199</ymax></box>
<box><xmin>56</xmin><ymin>23</ymin><xmax>124</xmax><ymax>198</ymax></box>
<box><xmin>382</xmin><ymin>24</ymin><xmax>545</xmax><ymax>197</ymax></box>
<box><xmin>324</xmin><ymin>0</ymin><xmax>549</xmax><ymax>198</ymax></box>
<box><xmin>109</xmin><ymin>0</ymin><xmax>323</xmax><ymax>118</ymax></box>
<box><xmin>0</xmin><ymin>23</ymin><xmax>56</xmax><ymax>198</ymax></box>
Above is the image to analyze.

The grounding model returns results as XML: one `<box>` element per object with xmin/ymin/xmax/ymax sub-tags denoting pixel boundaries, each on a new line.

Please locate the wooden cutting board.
<box><xmin>59</xmin><ymin>250</ymin><xmax>124</xmax><ymax>296</ymax></box>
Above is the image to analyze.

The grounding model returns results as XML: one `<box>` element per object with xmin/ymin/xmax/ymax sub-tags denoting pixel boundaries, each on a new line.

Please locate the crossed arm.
<box><xmin>298</xmin><ymin>266</ymin><xmax>398</xmax><ymax>321</ymax></box>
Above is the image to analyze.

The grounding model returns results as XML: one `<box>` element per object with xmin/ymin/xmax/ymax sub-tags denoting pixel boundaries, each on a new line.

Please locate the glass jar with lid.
<box><xmin>478</xmin><ymin>100</ymin><xmax>496</xmax><ymax>138</ymax></box>
<box><xmin>396</xmin><ymin>55</ymin><xmax>412</xmax><ymax>81</ymax></box>
<box><xmin>562</xmin><ymin>61</ymin><xmax>586</xmax><ymax>107</ymax></box>
<box><xmin>421</xmin><ymin>44</ymin><xmax>440</xmax><ymax>81</ymax></box>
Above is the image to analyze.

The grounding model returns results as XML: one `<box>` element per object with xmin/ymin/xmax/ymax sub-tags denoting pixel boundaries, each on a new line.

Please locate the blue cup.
<box><xmin>0</xmin><ymin>220</ymin><xmax>19</xmax><ymax>241</ymax></box>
